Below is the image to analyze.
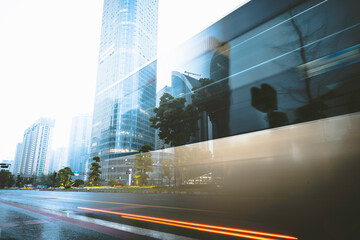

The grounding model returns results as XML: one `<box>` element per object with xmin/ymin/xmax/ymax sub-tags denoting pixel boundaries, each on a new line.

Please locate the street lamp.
<box><xmin>128</xmin><ymin>168</ymin><xmax>132</xmax><ymax>186</ymax></box>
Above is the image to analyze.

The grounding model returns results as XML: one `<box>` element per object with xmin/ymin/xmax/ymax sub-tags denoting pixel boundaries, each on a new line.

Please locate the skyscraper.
<box><xmin>16</xmin><ymin>118</ymin><xmax>55</xmax><ymax>176</ymax></box>
<box><xmin>90</xmin><ymin>0</ymin><xmax>159</xmax><ymax>162</ymax></box>
<box><xmin>67</xmin><ymin>114</ymin><xmax>92</xmax><ymax>179</ymax></box>
<box><xmin>49</xmin><ymin>147</ymin><xmax>67</xmax><ymax>173</ymax></box>
<box><xmin>13</xmin><ymin>142</ymin><xmax>23</xmax><ymax>175</ymax></box>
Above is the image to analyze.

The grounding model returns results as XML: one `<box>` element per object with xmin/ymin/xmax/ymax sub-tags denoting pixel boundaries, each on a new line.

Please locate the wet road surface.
<box><xmin>0</xmin><ymin>190</ymin><xmax>299</xmax><ymax>240</ymax></box>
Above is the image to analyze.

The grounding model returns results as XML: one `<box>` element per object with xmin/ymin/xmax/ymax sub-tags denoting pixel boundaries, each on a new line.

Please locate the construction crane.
<box><xmin>184</xmin><ymin>71</ymin><xmax>201</xmax><ymax>77</ymax></box>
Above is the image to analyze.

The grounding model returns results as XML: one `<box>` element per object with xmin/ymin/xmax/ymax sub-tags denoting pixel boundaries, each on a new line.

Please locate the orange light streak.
<box><xmin>78</xmin><ymin>207</ymin><xmax>297</xmax><ymax>240</ymax></box>
<box><xmin>122</xmin><ymin>216</ymin><xmax>278</xmax><ymax>240</ymax></box>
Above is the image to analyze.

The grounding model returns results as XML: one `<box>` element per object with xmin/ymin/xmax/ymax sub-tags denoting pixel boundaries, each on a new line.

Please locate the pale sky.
<box><xmin>0</xmin><ymin>0</ymin><xmax>247</xmax><ymax>161</ymax></box>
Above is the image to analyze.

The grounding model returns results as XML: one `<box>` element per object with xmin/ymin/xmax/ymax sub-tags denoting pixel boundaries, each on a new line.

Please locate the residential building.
<box><xmin>17</xmin><ymin>118</ymin><xmax>55</xmax><ymax>176</ymax></box>
<box><xmin>13</xmin><ymin>142</ymin><xmax>23</xmax><ymax>175</ymax></box>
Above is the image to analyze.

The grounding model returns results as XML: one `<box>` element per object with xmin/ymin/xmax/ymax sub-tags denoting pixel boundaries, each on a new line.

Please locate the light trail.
<box><xmin>122</xmin><ymin>216</ymin><xmax>278</xmax><ymax>240</ymax></box>
<box><xmin>78</xmin><ymin>207</ymin><xmax>298</xmax><ymax>240</ymax></box>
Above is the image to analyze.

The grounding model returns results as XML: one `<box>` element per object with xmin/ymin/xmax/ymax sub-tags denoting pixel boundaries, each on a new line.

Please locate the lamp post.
<box><xmin>128</xmin><ymin>168</ymin><xmax>132</xmax><ymax>186</ymax></box>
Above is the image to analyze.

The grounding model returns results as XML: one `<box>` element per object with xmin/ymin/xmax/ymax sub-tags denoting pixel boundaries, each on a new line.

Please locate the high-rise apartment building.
<box><xmin>67</xmin><ymin>115</ymin><xmax>92</xmax><ymax>179</ymax></box>
<box><xmin>90</xmin><ymin>0</ymin><xmax>159</xmax><ymax>162</ymax></box>
<box><xmin>13</xmin><ymin>142</ymin><xmax>23</xmax><ymax>175</ymax></box>
<box><xmin>16</xmin><ymin>118</ymin><xmax>55</xmax><ymax>176</ymax></box>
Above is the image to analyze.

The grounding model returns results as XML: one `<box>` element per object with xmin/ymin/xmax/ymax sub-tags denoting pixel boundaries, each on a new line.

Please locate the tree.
<box><xmin>89</xmin><ymin>156</ymin><xmax>102</xmax><ymax>186</ymax></box>
<box><xmin>58</xmin><ymin>167</ymin><xmax>75</xmax><ymax>188</ymax></box>
<box><xmin>8</xmin><ymin>174</ymin><xmax>15</xmax><ymax>188</ymax></box>
<box><xmin>149</xmin><ymin>93</ymin><xmax>200</xmax><ymax>187</ymax></box>
<box><xmin>31</xmin><ymin>174</ymin><xmax>37</xmax><ymax>186</ymax></box>
<box><xmin>49</xmin><ymin>171</ymin><xmax>60</xmax><ymax>187</ymax></box>
<box><xmin>134</xmin><ymin>144</ymin><xmax>154</xmax><ymax>186</ymax></box>
<box><xmin>23</xmin><ymin>176</ymin><xmax>34</xmax><ymax>185</ymax></box>
<box><xmin>15</xmin><ymin>175</ymin><xmax>23</xmax><ymax>188</ymax></box>
<box><xmin>37</xmin><ymin>171</ymin><xmax>59</xmax><ymax>187</ymax></box>
<box><xmin>161</xmin><ymin>159</ymin><xmax>172</xmax><ymax>186</ymax></box>
<box><xmin>73</xmin><ymin>179</ymin><xmax>84</xmax><ymax>187</ymax></box>
<box><xmin>38</xmin><ymin>173</ymin><xmax>53</xmax><ymax>186</ymax></box>
<box><xmin>178</xmin><ymin>146</ymin><xmax>213</xmax><ymax>184</ymax></box>
<box><xmin>0</xmin><ymin>170</ymin><xmax>13</xmax><ymax>188</ymax></box>
<box><xmin>149</xmin><ymin>93</ymin><xmax>199</xmax><ymax>147</ymax></box>
<box><xmin>108</xmin><ymin>179</ymin><xmax>119</xmax><ymax>187</ymax></box>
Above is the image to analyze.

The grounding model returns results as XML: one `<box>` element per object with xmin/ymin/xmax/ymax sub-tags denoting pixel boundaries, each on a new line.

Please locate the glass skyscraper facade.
<box><xmin>67</xmin><ymin>115</ymin><xmax>92</xmax><ymax>179</ymax></box>
<box><xmin>91</xmin><ymin>0</ymin><xmax>158</xmax><ymax>161</ymax></box>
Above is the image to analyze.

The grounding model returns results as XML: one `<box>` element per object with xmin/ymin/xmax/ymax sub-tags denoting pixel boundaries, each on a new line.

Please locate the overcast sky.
<box><xmin>0</xmin><ymin>0</ymin><xmax>247</xmax><ymax>161</ymax></box>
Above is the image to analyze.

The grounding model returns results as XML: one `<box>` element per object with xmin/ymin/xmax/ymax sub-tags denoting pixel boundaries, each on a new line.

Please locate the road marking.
<box><xmin>78</xmin><ymin>207</ymin><xmax>298</xmax><ymax>240</ymax></box>
<box><xmin>0</xmin><ymin>218</ymin><xmax>59</xmax><ymax>228</ymax></box>
<box><xmin>123</xmin><ymin>216</ymin><xmax>278</xmax><ymax>240</ymax></box>
<box><xmin>0</xmin><ymin>201</ymin><xmax>147</xmax><ymax>239</ymax></box>
<box><xmin>0</xmin><ymin>200</ymin><xmax>195</xmax><ymax>240</ymax></box>
<box><xmin>74</xmin><ymin>205</ymin><xmax>145</xmax><ymax>213</ymax></box>
<box><xmin>59</xmin><ymin>196</ymin><xmax>220</xmax><ymax>213</ymax></box>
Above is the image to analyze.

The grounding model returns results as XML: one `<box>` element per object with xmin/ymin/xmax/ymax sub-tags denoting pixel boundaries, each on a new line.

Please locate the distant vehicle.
<box><xmin>23</xmin><ymin>184</ymin><xmax>34</xmax><ymax>190</ymax></box>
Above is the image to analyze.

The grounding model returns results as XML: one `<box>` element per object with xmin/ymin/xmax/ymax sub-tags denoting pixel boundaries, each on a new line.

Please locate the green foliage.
<box><xmin>38</xmin><ymin>173</ymin><xmax>54</xmax><ymax>187</ymax></box>
<box><xmin>23</xmin><ymin>176</ymin><xmax>34</xmax><ymax>185</ymax></box>
<box><xmin>149</xmin><ymin>93</ymin><xmax>200</xmax><ymax>187</ymax></box>
<box><xmin>30</xmin><ymin>175</ymin><xmax>38</xmax><ymax>186</ymax></box>
<box><xmin>149</xmin><ymin>93</ymin><xmax>199</xmax><ymax>147</ymax></box>
<box><xmin>161</xmin><ymin>159</ymin><xmax>172</xmax><ymax>186</ymax></box>
<box><xmin>8</xmin><ymin>174</ymin><xmax>15</xmax><ymax>187</ymax></box>
<box><xmin>108</xmin><ymin>179</ymin><xmax>119</xmax><ymax>186</ymax></box>
<box><xmin>15</xmin><ymin>175</ymin><xmax>23</xmax><ymax>187</ymax></box>
<box><xmin>58</xmin><ymin>167</ymin><xmax>74</xmax><ymax>188</ymax></box>
<box><xmin>50</xmin><ymin>171</ymin><xmax>61</xmax><ymax>187</ymax></box>
<box><xmin>89</xmin><ymin>156</ymin><xmax>102</xmax><ymax>186</ymax></box>
<box><xmin>134</xmin><ymin>144</ymin><xmax>154</xmax><ymax>186</ymax></box>
<box><xmin>176</xmin><ymin>147</ymin><xmax>213</xmax><ymax>184</ymax></box>
<box><xmin>0</xmin><ymin>170</ymin><xmax>14</xmax><ymax>188</ymax></box>
<box><xmin>73</xmin><ymin>179</ymin><xmax>84</xmax><ymax>187</ymax></box>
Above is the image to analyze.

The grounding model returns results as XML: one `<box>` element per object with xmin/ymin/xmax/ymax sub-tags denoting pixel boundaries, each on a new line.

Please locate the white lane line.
<box><xmin>71</xmin><ymin>213</ymin><xmax>197</xmax><ymax>240</ymax></box>
<box><xmin>1</xmin><ymin>199</ymin><xmax>196</xmax><ymax>240</ymax></box>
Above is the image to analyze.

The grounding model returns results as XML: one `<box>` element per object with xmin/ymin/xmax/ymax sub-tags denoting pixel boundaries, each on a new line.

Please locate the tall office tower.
<box><xmin>49</xmin><ymin>147</ymin><xmax>67</xmax><ymax>173</ymax></box>
<box><xmin>13</xmin><ymin>142</ymin><xmax>23</xmax><ymax>175</ymax></box>
<box><xmin>91</xmin><ymin>0</ymin><xmax>159</xmax><ymax>161</ymax></box>
<box><xmin>67</xmin><ymin>115</ymin><xmax>92</xmax><ymax>179</ymax></box>
<box><xmin>18</xmin><ymin>118</ymin><xmax>55</xmax><ymax>176</ymax></box>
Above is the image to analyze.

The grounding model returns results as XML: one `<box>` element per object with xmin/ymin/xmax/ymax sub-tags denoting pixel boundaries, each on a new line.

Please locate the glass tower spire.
<box><xmin>91</xmin><ymin>0</ymin><xmax>158</xmax><ymax>161</ymax></box>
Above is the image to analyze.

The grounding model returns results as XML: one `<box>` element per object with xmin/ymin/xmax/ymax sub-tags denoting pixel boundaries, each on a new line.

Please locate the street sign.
<box><xmin>74</xmin><ymin>170</ymin><xmax>79</xmax><ymax>176</ymax></box>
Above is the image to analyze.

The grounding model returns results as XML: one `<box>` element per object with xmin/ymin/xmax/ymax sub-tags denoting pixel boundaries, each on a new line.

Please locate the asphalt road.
<box><xmin>0</xmin><ymin>190</ymin><xmax>300</xmax><ymax>240</ymax></box>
